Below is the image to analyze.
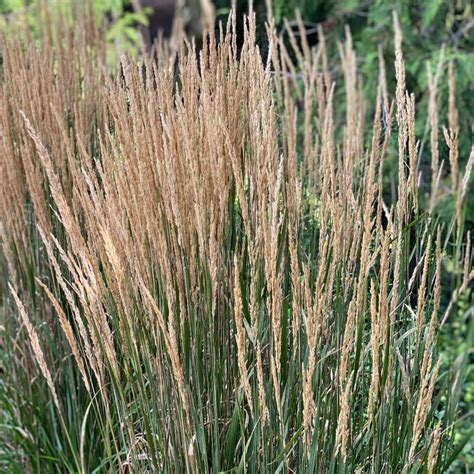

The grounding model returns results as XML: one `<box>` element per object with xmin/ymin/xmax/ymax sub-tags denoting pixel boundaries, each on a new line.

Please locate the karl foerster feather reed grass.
<box><xmin>0</xmin><ymin>4</ymin><xmax>472</xmax><ymax>473</ymax></box>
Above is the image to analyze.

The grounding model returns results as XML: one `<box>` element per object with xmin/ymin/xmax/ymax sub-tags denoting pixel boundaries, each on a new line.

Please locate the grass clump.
<box><xmin>0</xmin><ymin>3</ymin><xmax>472</xmax><ymax>472</ymax></box>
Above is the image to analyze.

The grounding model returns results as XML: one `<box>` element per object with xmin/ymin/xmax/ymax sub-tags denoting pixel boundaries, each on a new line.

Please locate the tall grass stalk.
<box><xmin>0</xmin><ymin>3</ymin><xmax>472</xmax><ymax>472</ymax></box>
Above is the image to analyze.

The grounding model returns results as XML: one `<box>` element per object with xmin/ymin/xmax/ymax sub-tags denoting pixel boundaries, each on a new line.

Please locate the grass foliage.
<box><xmin>0</xmin><ymin>3</ymin><xmax>473</xmax><ymax>472</ymax></box>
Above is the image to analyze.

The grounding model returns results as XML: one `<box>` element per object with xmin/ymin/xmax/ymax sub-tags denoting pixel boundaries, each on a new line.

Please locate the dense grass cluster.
<box><xmin>0</xmin><ymin>4</ymin><xmax>472</xmax><ymax>473</ymax></box>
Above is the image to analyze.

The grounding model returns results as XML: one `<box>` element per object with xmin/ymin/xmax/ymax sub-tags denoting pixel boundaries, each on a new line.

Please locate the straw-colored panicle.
<box><xmin>319</xmin><ymin>84</ymin><xmax>336</xmax><ymax>237</ymax></box>
<box><xmin>289</xmin><ymin>227</ymin><xmax>302</xmax><ymax>345</ymax></box>
<box><xmin>141</xmin><ymin>282</ymin><xmax>190</xmax><ymax>427</ymax></box>
<box><xmin>367</xmin><ymin>281</ymin><xmax>380</xmax><ymax>425</ymax></box>
<box><xmin>249</xmin><ymin>247</ymin><xmax>269</xmax><ymax>426</ymax></box>
<box><xmin>9</xmin><ymin>284</ymin><xmax>61</xmax><ymax>412</ymax></box>
<box><xmin>409</xmin><ymin>231</ymin><xmax>442</xmax><ymax>462</ymax></box>
<box><xmin>339</xmin><ymin>299</ymin><xmax>356</xmax><ymax>388</ymax></box>
<box><xmin>199</xmin><ymin>0</ymin><xmax>215</xmax><ymax>33</ymax></box>
<box><xmin>302</xmin><ymin>240</ymin><xmax>330</xmax><ymax>447</ymax></box>
<box><xmin>389</xmin><ymin>226</ymin><xmax>403</xmax><ymax>322</ymax></box>
<box><xmin>281</xmin><ymin>77</ymin><xmax>302</xmax><ymax>232</ymax></box>
<box><xmin>427</xmin><ymin>423</ymin><xmax>442</xmax><ymax>474</ymax></box>
<box><xmin>0</xmin><ymin>75</ymin><xmax>45</xmax><ymax>249</ymax></box>
<box><xmin>370</xmin><ymin>78</ymin><xmax>383</xmax><ymax>159</ymax></box>
<box><xmin>302</xmin><ymin>358</ymin><xmax>315</xmax><ymax>450</ymax></box>
<box><xmin>377</xmin><ymin>45</ymin><xmax>389</xmax><ymax>113</ymax></box>
<box><xmin>265</xmin><ymin>157</ymin><xmax>284</xmax><ymax>421</ymax></box>
<box><xmin>36</xmin><ymin>279</ymin><xmax>91</xmax><ymax>394</ymax></box>
<box><xmin>36</xmin><ymin>225</ymin><xmax>102</xmax><ymax>387</ymax></box>
<box><xmin>384</xmin><ymin>224</ymin><xmax>403</xmax><ymax>399</ymax></box>
<box><xmin>409</xmin><ymin>360</ymin><xmax>440</xmax><ymax>463</ymax></box>
<box><xmin>20</xmin><ymin>112</ymin><xmax>96</xmax><ymax>273</ymax></box>
<box><xmin>447</xmin><ymin>60</ymin><xmax>459</xmax><ymax>134</ymax></box>
<box><xmin>208</xmin><ymin>208</ymin><xmax>222</xmax><ymax>316</ymax></box>
<box><xmin>444</xmin><ymin>127</ymin><xmax>459</xmax><ymax>198</ymax></box>
<box><xmin>255</xmin><ymin>338</ymin><xmax>268</xmax><ymax>426</ymax></box>
<box><xmin>1</xmin><ymin>229</ymin><xmax>19</xmax><ymax>296</ymax></box>
<box><xmin>444</xmin><ymin>60</ymin><xmax>460</xmax><ymax>201</ymax></box>
<box><xmin>336</xmin><ymin>296</ymin><xmax>357</xmax><ymax>460</ymax></box>
<box><xmin>396</xmin><ymin>348</ymin><xmax>412</xmax><ymax>402</ymax></box>
<box><xmin>374</xmin><ymin>52</ymin><xmax>392</xmax><ymax>233</ymax></box>
<box><xmin>317</xmin><ymin>24</ymin><xmax>331</xmax><ymax>102</ymax></box>
<box><xmin>427</xmin><ymin>47</ymin><xmax>445</xmax><ymax>212</ymax></box>
<box><xmin>80</xmin><ymin>265</ymin><xmax>118</xmax><ymax>377</ymax></box>
<box><xmin>302</xmin><ymin>44</ymin><xmax>320</xmax><ymax>172</ymax></box>
<box><xmin>339</xmin><ymin>26</ymin><xmax>363</xmax><ymax>169</ymax></box>
<box><xmin>421</xmin><ymin>231</ymin><xmax>442</xmax><ymax>375</ymax></box>
<box><xmin>393</xmin><ymin>11</ymin><xmax>408</xmax><ymax>226</ymax></box>
<box><xmin>406</xmin><ymin>93</ymin><xmax>419</xmax><ymax>211</ymax></box>
<box><xmin>100</xmin><ymin>226</ymin><xmax>138</xmax><ymax>360</ymax></box>
<box><xmin>283</xmin><ymin>18</ymin><xmax>305</xmax><ymax>78</ymax></box>
<box><xmin>233</xmin><ymin>256</ymin><xmax>253</xmax><ymax>413</ymax></box>
<box><xmin>336</xmin><ymin>383</ymin><xmax>351</xmax><ymax>461</ymax></box>
<box><xmin>416</xmin><ymin>237</ymin><xmax>432</xmax><ymax>339</ymax></box>
<box><xmin>379</xmin><ymin>230</ymin><xmax>391</xmax><ymax>347</ymax></box>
